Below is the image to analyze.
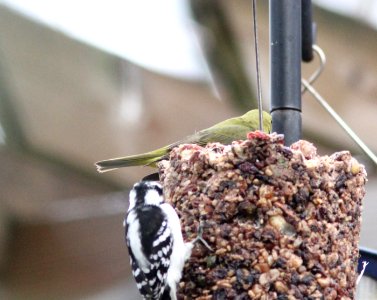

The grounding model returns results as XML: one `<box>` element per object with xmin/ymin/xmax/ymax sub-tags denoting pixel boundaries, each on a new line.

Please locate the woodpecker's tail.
<box><xmin>160</xmin><ymin>285</ymin><xmax>174</xmax><ymax>300</ymax></box>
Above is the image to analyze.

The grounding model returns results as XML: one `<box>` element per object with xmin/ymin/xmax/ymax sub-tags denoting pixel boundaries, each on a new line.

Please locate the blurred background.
<box><xmin>0</xmin><ymin>0</ymin><xmax>376</xmax><ymax>299</ymax></box>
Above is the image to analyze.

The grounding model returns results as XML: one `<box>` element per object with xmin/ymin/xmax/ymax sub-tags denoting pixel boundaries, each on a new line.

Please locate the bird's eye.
<box><xmin>150</xmin><ymin>183</ymin><xmax>163</xmax><ymax>196</ymax></box>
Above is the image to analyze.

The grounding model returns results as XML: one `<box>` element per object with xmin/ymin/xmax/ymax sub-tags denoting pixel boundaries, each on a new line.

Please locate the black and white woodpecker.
<box><xmin>124</xmin><ymin>181</ymin><xmax>211</xmax><ymax>300</ymax></box>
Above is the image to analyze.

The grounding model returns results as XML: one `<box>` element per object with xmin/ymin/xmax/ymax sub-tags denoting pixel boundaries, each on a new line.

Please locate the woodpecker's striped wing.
<box><xmin>126</xmin><ymin>205</ymin><xmax>173</xmax><ymax>300</ymax></box>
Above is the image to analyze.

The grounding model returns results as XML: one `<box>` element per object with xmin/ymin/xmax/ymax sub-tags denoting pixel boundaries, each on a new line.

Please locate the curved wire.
<box><xmin>301</xmin><ymin>45</ymin><xmax>327</xmax><ymax>94</ymax></box>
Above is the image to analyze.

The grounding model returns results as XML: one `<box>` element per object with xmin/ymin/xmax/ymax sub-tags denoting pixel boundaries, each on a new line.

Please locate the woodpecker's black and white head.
<box><xmin>128</xmin><ymin>181</ymin><xmax>164</xmax><ymax>211</ymax></box>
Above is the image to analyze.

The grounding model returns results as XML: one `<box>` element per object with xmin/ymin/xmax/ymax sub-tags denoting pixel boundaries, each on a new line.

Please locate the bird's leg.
<box><xmin>191</xmin><ymin>221</ymin><xmax>213</xmax><ymax>251</ymax></box>
<box><xmin>183</xmin><ymin>222</ymin><xmax>213</xmax><ymax>261</ymax></box>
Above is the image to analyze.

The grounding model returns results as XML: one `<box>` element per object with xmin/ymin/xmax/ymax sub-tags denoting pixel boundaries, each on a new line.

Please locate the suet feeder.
<box><xmin>159</xmin><ymin>132</ymin><xmax>366</xmax><ymax>299</ymax></box>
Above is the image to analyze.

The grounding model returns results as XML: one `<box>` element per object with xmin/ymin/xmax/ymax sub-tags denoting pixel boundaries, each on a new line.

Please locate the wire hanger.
<box><xmin>252</xmin><ymin>0</ymin><xmax>264</xmax><ymax>131</ymax></box>
<box><xmin>301</xmin><ymin>45</ymin><xmax>326</xmax><ymax>95</ymax></box>
<box><xmin>301</xmin><ymin>45</ymin><xmax>377</xmax><ymax>165</ymax></box>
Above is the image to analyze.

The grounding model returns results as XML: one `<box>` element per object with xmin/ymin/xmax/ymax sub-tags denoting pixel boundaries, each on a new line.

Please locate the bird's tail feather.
<box><xmin>95</xmin><ymin>148</ymin><xmax>167</xmax><ymax>173</ymax></box>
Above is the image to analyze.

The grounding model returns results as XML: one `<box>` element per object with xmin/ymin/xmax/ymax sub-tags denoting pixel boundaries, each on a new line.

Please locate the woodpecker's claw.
<box><xmin>193</xmin><ymin>222</ymin><xmax>213</xmax><ymax>251</ymax></box>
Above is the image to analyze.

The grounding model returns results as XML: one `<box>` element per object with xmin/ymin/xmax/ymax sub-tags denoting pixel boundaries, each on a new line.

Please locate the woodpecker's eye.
<box><xmin>152</xmin><ymin>184</ymin><xmax>163</xmax><ymax>196</ymax></box>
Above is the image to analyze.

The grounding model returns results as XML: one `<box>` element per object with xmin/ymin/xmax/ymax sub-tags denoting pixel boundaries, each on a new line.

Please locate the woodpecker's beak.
<box><xmin>142</xmin><ymin>172</ymin><xmax>160</xmax><ymax>182</ymax></box>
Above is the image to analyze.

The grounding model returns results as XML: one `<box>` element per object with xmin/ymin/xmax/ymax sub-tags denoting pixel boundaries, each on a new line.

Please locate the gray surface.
<box><xmin>360</xmin><ymin>177</ymin><xmax>377</xmax><ymax>250</ymax></box>
<box><xmin>357</xmin><ymin>276</ymin><xmax>377</xmax><ymax>300</ymax></box>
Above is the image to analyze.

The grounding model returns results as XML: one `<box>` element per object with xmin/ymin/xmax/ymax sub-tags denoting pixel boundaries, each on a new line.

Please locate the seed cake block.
<box><xmin>159</xmin><ymin>132</ymin><xmax>367</xmax><ymax>300</ymax></box>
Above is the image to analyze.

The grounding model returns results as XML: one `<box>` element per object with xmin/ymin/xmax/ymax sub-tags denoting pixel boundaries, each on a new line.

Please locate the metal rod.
<box><xmin>302</xmin><ymin>0</ymin><xmax>314</xmax><ymax>62</ymax></box>
<box><xmin>270</xmin><ymin>0</ymin><xmax>302</xmax><ymax>145</ymax></box>
<box><xmin>252</xmin><ymin>0</ymin><xmax>263</xmax><ymax>131</ymax></box>
<box><xmin>302</xmin><ymin>79</ymin><xmax>377</xmax><ymax>165</ymax></box>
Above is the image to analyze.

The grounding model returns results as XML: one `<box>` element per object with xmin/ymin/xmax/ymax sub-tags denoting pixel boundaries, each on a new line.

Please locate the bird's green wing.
<box><xmin>203</xmin><ymin>110</ymin><xmax>271</xmax><ymax>132</ymax></box>
<box><xmin>182</xmin><ymin>124</ymin><xmax>253</xmax><ymax>147</ymax></box>
<box><xmin>189</xmin><ymin>110</ymin><xmax>272</xmax><ymax>146</ymax></box>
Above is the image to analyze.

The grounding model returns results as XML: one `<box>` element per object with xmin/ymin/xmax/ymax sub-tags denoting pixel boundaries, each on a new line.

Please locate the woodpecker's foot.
<box><xmin>193</xmin><ymin>222</ymin><xmax>213</xmax><ymax>251</ymax></box>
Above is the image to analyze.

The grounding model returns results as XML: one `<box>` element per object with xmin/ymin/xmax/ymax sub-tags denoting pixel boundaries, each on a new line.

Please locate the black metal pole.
<box><xmin>270</xmin><ymin>0</ymin><xmax>302</xmax><ymax>146</ymax></box>
<box><xmin>302</xmin><ymin>0</ymin><xmax>314</xmax><ymax>62</ymax></box>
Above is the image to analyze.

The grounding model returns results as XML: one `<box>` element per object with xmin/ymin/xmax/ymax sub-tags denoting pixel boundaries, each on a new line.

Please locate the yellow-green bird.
<box><xmin>96</xmin><ymin>109</ymin><xmax>272</xmax><ymax>172</ymax></box>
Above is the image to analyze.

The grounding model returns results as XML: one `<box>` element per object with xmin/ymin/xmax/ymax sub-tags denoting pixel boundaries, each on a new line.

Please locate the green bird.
<box><xmin>95</xmin><ymin>109</ymin><xmax>272</xmax><ymax>172</ymax></box>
